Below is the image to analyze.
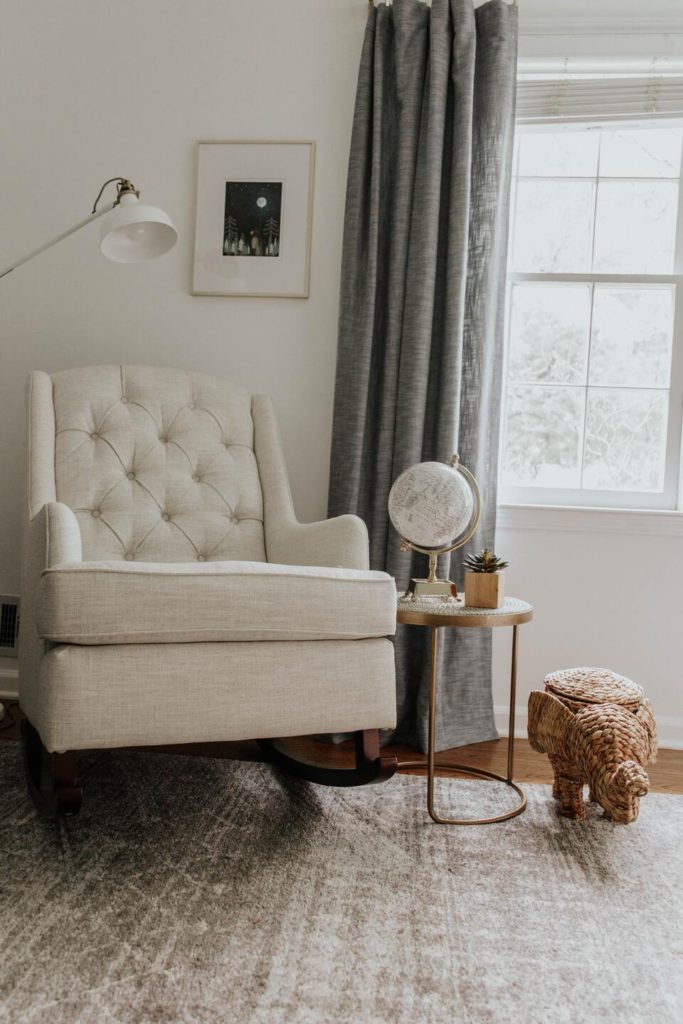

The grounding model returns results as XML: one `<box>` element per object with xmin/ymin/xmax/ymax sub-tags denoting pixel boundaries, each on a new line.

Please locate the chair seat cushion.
<box><xmin>38</xmin><ymin>560</ymin><xmax>397</xmax><ymax>644</ymax></box>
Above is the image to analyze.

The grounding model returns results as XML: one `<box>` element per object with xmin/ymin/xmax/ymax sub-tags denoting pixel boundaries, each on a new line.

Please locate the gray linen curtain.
<box><xmin>328</xmin><ymin>0</ymin><xmax>518</xmax><ymax>751</ymax></box>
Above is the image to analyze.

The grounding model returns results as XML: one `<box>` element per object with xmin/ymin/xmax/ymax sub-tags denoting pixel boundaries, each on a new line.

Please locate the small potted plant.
<box><xmin>463</xmin><ymin>548</ymin><xmax>509</xmax><ymax>609</ymax></box>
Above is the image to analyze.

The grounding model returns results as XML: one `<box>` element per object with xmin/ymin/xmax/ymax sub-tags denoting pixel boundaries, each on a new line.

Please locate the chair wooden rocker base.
<box><xmin>21</xmin><ymin>720</ymin><xmax>83</xmax><ymax>819</ymax></box>
<box><xmin>257</xmin><ymin>732</ymin><xmax>398</xmax><ymax>787</ymax></box>
<box><xmin>21</xmin><ymin>720</ymin><xmax>397</xmax><ymax>819</ymax></box>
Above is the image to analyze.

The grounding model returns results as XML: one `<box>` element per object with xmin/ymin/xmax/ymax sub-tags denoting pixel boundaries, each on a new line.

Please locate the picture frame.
<box><xmin>192</xmin><ymin>140</ymin><xmax>315</xmax><ymax>298</ymax></box>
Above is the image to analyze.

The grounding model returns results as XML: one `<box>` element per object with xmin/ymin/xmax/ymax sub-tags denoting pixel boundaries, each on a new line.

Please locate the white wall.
<box><xmin>1</xmin><ymin>0</ymin><xmax>681</xmax><ymax>746</ymax></box>
<box><xmin>0</xmin><ymin>0</ymin><xmax>367</xmax><ymax>592</ymax></box>
<box><xmin>492</xmin><ymin>510</ymin><xmax>683</xmax><ymax>748</ymax></box>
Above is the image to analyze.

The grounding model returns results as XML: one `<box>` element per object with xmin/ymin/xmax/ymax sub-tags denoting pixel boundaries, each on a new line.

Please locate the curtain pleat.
<box><xmin>329</xmin><ymin>0</ymin><xmax>517</xmax><ymax>751</ymax></box>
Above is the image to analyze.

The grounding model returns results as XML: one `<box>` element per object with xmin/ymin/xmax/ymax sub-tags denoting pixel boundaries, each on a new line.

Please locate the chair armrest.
<box><xmin>40</xmin><ymin>502</ymin><xmax>83</xmax><ymax>568</ymax></box>
<box><xmin>19</xmin><ymin>503</ymin><xmax>82</xmax><ymax>723</ymax></box>
<box><xmin>253</xmin><ymin>394</ymin><xmax>370</xmax><ymax>570</ymax></box>
<box><xmin>266</xmin><ymin>513</ymin><xmax>370</xmax><ymax>570</ymax></box>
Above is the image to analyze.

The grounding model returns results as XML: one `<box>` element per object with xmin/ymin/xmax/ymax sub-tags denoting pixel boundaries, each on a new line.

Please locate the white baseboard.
<box><xmin>0</xmin><ymin>660</ymin><xmax>18</xmax><ymax>701</ymax></box>
<box><xmin>495</xmin><ymin>705</ymin><xmax>683</xmax><ymax>751</ymax></box>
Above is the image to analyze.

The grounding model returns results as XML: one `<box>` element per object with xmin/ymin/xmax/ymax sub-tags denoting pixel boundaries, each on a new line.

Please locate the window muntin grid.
<box><xmin>500</xmin><ymin>123</ymin><xmax>683</xmax><ymax>510</ymax></box>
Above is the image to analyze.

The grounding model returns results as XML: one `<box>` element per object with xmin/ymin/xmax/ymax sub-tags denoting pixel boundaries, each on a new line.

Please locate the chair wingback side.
<box><xmin>45</xmin><ymin>365</ymin><xmax>266</xmax><ymax>564</ymax></box>
<box><xmin>26</xmin><ymin>370</ymin><xmax>57</xmax><ymax>521</ymax></box>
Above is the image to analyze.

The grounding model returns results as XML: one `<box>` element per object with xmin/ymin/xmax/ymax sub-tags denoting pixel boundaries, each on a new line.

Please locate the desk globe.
<box><xmin>388</xmin><ymin>454</ymin><xmax>481</xmax><ymax>601</ymax></box>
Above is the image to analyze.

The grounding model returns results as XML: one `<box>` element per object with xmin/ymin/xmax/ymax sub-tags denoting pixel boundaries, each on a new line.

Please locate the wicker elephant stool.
<box><xmin>527</xmin><ymin>668</ymin><xmax>658</xmax><ymax>824</ymax></box>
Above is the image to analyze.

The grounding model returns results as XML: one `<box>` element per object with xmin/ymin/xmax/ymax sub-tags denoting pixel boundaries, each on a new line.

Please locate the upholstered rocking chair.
<box><xmin>19</xmin><ymin>365</ymin><xmax>397</xmax><ymax>817</ymax></box>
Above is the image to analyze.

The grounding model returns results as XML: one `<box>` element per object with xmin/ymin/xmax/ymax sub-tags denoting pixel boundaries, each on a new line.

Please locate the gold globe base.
<box><xmin>403</xmin><ymin>549</ymin><xmax>461</xmax><ymax>601</ymax></box>
<box><xmin>404</xmin><ymin>577</ymin><xmax>459</xmax><ymax>601</ymax></box>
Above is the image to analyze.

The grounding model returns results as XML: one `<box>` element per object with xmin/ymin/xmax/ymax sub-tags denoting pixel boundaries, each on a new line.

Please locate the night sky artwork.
<box><xmin>223</xmin><ymin>181</ymin><xmax>282</xmax><ymax>257</ymax></box>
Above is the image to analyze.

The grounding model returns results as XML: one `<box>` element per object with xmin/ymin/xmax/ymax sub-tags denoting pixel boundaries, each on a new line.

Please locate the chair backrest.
<box><xmin>43</xmin><ymin>365</ymin><xmax>266</xmax><ymax>563</ymax></box>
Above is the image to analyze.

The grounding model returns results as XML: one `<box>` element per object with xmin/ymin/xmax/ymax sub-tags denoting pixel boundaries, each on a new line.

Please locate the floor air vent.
<box><xmin>0</xmin><ymin>597</ymin><xmax>19</xmax><ymax>657</ymax></box>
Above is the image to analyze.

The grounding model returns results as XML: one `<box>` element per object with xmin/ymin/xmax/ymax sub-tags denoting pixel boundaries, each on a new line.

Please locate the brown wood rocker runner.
<box><xmin>22</xmin><ymin>722</ymin><xmax>398</xmax><ymax>820</ymax></box>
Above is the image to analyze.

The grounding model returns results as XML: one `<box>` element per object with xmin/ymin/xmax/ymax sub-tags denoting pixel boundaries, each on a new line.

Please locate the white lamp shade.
<box><xmin>100</xmin><ymin>194</ymin><xmax>177</xmax><ymax>263</ymax></box>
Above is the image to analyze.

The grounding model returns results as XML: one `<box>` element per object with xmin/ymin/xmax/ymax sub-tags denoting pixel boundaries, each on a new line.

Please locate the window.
<box><xmin>499</xmin><ymin>121</ymin><xmax>683</xmax><ymax>510</ymax></box>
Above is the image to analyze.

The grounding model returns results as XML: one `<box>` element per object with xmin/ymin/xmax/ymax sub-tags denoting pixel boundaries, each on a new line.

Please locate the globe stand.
<box><xmin>403</xmin><ymin>551</ymin><xmax>460</xmax><ymax>601</ymax></box>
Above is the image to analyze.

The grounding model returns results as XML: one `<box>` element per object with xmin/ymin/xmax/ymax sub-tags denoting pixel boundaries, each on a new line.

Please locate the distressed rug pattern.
<box><xmin>0</xmin><ymin>744</ymin><xmax>681</xmax><ymax>1024</ymax></box>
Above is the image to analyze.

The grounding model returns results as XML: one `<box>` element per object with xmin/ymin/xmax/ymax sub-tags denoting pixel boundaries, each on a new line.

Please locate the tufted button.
<box><xmin>90</xmin><ymin>432</ymin><xmax>100</xmax><ymax>440</ymax></box>
<box><xmin>192</xmin><ymin>474</ymin><xmax>201</xmax><ymax>483</ymax></box>
<box><xmin>159</xmin><ymin>436</ymin><xmax>168</xmax><ymax>444</ymax></box>
<box><xmin>188</xmin><ymin>402</ymin><xmax>196</xmax><ymax>411</ymax></box>
<box><xmin>161</xmin><ymin>512</ymin><xmax>170</xmax><ymax>521</ymax></box>
<box><xmin>197</xmin><ymin>554</ymin><xmax>206</xmax><ymax>561</ymax></box>
<box><xmin>127</xmin><ymin>471</ymin><xmax>136</xmax><ymax>481</ymax></box>
<box><xmin>121</xmin><ymin>397</ymin><xmax>129</xmax><ymax>404</ymax></box>
<box><xmin>125</xmin><ymin>553</ymin><xmax>134</xmax><ymax>561</ymax></box>
<box><xmin>231</xmin><ymin>515</ymin><xmax>239</xmax><ymax>524</ymax></box>
<box><xmin>223</xmin><ymin>440</ymin><xmax>231</xmax><ymax>448</ymax></box>
<box><xmin>91</xmin><ymin>509</ymin><xmax>101</xmax><ymax>518</ymax></box>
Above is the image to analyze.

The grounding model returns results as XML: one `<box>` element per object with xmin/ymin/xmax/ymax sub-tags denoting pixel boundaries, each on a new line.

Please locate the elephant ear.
<box><xmin>528</xmin><ymin>691</ymin><xmax>575</xmax><ymax>755</ymax></box>
<box><xmin>634</xmin><ymin>699</ymin><xmax>658</xmax><ymax>764</ymax></box>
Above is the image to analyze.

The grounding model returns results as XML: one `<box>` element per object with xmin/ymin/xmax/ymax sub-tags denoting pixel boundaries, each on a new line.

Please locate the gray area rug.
<box><xmin>0</xmin><ymin>743</ymin><xmax>681</xmax><ymax>1024</ymax></box>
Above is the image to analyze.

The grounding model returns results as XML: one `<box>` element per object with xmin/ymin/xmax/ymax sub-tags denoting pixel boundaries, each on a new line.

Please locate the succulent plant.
<box><xmin>463</xmin><ymin>548</ymin><xmax>509</xmax><ymax>574</ymax></box>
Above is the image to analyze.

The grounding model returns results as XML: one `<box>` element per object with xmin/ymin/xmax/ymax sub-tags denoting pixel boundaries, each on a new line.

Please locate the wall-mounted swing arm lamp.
<box><xmin>0</xmin><ymin>176</ymin><xmax>177</xmax><ymax>280</ymax></box>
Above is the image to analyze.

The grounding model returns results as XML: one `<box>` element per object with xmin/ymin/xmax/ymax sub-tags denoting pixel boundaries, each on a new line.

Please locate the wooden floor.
<box><xmin>2</xmin><ymin>701</ymin><xmax>681</xmax><ymax>794</ymax></box>
<box><xmin>283</xmin><ymin>734</ymin><xmax>683</xmax><ymax>795</ymax></box>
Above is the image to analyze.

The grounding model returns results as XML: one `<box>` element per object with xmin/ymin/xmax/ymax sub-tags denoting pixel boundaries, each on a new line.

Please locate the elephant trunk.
<box><xmin>596</xmin><ymin>760</ymin><xmax>650</xmax><ymax>824</ymax></box>
<box><xmin>613</xmin><ymin>760</ymin><xmax>650</xmax><ymax>798</ymax></box>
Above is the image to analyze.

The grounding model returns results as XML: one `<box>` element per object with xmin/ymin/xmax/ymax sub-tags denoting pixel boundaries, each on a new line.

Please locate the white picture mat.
<box><xmin>192</xmin><ymin>141</ymin><xmax>314</xmax><ymax>297</ymax></box>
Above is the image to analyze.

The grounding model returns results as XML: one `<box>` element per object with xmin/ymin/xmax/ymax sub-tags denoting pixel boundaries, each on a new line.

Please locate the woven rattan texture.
<box><xmin>544</xmin><ymin>666</ymin><xmax>643</xmax><ymax>709</ymax></box>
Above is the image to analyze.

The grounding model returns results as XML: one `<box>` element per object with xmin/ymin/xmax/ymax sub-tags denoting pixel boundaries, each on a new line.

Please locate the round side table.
<box><xmin>396</xmin><ymin>594</ymin><xmax>533</xmax><ymax>825</ymax></box>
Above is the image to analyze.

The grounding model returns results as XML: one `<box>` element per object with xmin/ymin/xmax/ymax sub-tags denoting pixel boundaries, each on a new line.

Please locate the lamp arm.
<box><xmin>0</xmin><ymin>202</ymin><xmax>115</xmax><ymax>280</ymax></box>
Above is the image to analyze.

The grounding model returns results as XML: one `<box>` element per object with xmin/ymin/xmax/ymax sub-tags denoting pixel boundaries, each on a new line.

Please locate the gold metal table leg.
<box><xmin>507</xmin><ymin>624</ymin><xmax>519</xmax><ymax>783</ymax></box>
<box><xmin>400</xmin><ymin>623</ymin><xmax>527</xmax><ymax>825</ymax></box>
<box><xmin>427</xmin><ymin>625</ymin><xmax>439</xmax><ymax>817</ymax></box>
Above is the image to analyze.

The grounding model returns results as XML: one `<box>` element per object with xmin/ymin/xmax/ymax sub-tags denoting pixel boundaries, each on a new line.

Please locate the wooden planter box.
<box><xmin>464</xmin><ymin>571</ymin><xmax>505</xmax><ymax>609</ymax></box>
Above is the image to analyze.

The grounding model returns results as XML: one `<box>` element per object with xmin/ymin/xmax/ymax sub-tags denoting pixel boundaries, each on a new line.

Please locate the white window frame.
<box><xmin>499</xmin><ymin>117</ymin><xmax>683</xmax><ymax>512</ymax></box>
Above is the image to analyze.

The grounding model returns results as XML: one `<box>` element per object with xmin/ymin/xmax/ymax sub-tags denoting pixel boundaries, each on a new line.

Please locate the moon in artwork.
<box><xmin>256</xmin><ymin>196</ymin><xmax>267</xmax><ymax>208</ymax></box>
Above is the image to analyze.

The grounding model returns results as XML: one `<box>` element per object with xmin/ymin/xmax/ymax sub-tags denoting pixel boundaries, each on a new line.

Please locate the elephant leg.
<box><xmin>548</xmin><ymin>755</ymin><xmax>585</xmax><ymax>818</ymax></box>
<box><xmin>549</xmin><ymin>756</ymin><xmax>562</xmax><ymax>799</ymax></box>
<box><xmin>555</xmin><ymin>774</ymin><xmax>585</xmax><ymax>818</ymax></box>
<box><xmin>549</xmin><ymin>754</ymin><xmax>576</xmax><ymax>800</ymax></box>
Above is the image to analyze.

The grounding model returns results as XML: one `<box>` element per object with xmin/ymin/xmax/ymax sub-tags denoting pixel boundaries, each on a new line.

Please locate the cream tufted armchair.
<box><xmin>19</xmin><ymin>365</ymin><xmax>397</xmax><ymax>816</ymax></box>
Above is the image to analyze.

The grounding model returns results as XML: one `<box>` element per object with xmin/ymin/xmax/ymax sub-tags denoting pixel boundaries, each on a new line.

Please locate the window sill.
<box><xmin>497</xmin><ymin>503</ymin><xmax>683</xmax><ymax>536</ymax></box>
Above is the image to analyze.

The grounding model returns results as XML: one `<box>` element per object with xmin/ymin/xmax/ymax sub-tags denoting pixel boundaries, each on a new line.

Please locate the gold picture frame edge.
<box><xmin>191</xmin><ymin>139</ymin><xmax>316</xmax><ymax>299</ymax></box>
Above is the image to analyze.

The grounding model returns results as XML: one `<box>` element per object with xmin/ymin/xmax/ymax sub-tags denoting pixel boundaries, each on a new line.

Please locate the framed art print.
<box><xmin>192</xmin><ymin>140</ymin><xmax>315</xmax><ymax>297</ymax></box>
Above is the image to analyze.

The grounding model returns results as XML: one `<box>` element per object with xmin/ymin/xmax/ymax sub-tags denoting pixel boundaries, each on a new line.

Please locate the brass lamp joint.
<box><xmin>91</xmin><ymin>177</ymin><xmax>140</xmax><ymax>214</ymax></box>
<box><xmin>116</xmin><ymin>179</ymin><xmax>140</xmax><ymax>203</ymax></box>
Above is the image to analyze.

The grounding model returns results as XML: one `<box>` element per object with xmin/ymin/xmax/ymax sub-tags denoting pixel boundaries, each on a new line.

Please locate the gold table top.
<box><xmin>396</xmin><ymin>593</ymin><xmax>533</xmax><ymax>629</ymax></box>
